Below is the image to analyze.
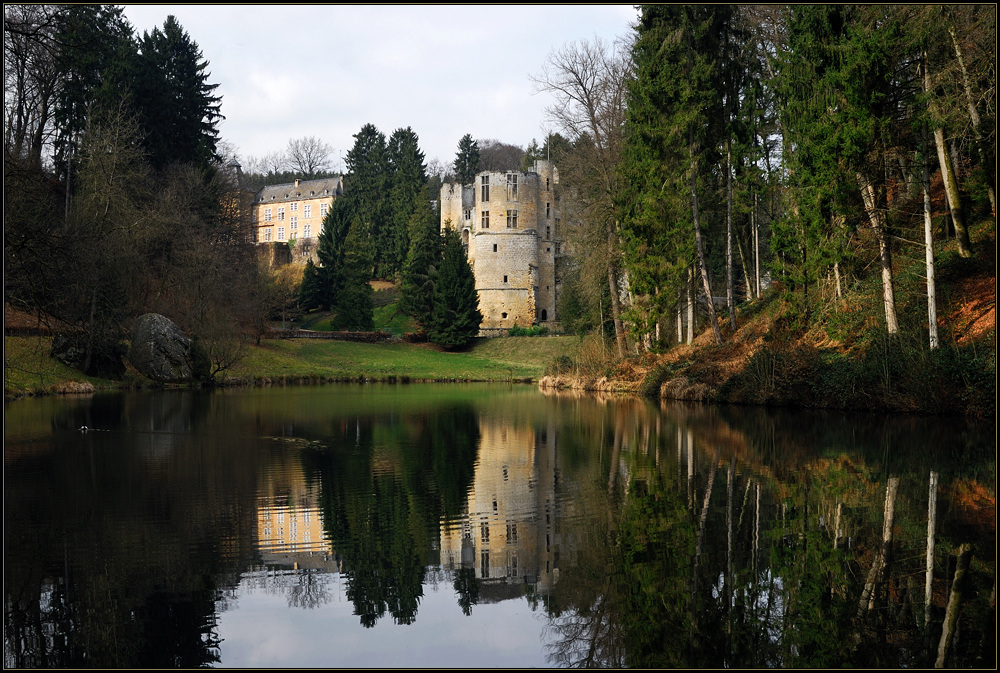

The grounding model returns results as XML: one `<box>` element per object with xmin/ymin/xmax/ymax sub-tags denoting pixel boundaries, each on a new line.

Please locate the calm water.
<box><xmin>3</xmin><ymin>383</ymin><xmax>995</xmax><ymax>668</ymax></box>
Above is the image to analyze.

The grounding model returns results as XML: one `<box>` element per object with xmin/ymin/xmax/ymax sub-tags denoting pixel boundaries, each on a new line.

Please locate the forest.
<box><xmin>4</xmin><ymin>5</ymin><xmax>995</xmax><ymax>400</ymax></box>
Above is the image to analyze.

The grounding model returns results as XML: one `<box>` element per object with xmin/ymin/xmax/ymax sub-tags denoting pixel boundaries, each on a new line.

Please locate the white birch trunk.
<box><xmin>857</xmin><ymin>171</ymin><xmax>900</xmax><ymax>334</ymax></box>
<box><xmin>923</xmin><ymin>131</ymin><xmax>940</xmax><ymax>349</ymax></box>
<box><xmin>925</xmin><ymin>471</ymin><xmax>938</xmax><ymax>633</ymax></box>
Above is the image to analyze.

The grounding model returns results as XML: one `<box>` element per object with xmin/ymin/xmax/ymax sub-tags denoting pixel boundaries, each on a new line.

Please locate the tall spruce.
<box><xmin>387</xmin><ymin>127</ymin><xmax>428</xmax><ymax>277</ymax></box>
<box><xmin>400</xmin><ymin>187</ymin><xmax>442</xmax><ymax>327</ymax></box>
<box><xmin>133</xmin><ymin>15</ymin><xmax>223</xmax><ymax>170</ymax></box>
<box><xmin>778</xmin><ymin>5</ymin><xmax>906</xmax><ymax>334</ymax></box>
<box><xmin>428</xmin><ymin>229</ymin><xmax>482</xmax><ymax>349</ymax></box>
<box><xmin>344</xmin><ymin>124</ymin><xmax>391</xmax><ymax>278</ymax></box>
<box><xmin>52</xmin><ymin>4</ymin><xmax>136</xmax><ymax>188</ymax></box>
<box><xmin>453</xmin><ymin>134</ymin><xmax>480</xmax><ymax>185</ymax></box>
<box><xmin>619</xmin><ymin>5</ymin><xmax>728</xmax><ymax>345</ymax></box>
<box><xmin>773</xmin><ymin>5</ymin><xmax>857</xmax><ymax>321</ymax></box>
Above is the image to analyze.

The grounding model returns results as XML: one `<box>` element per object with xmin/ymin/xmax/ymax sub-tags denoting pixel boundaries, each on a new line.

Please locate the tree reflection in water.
<box><xmin>535</xmin><ymin>393</ymin><xmax>995</xmax><ymax>668</ymax></box>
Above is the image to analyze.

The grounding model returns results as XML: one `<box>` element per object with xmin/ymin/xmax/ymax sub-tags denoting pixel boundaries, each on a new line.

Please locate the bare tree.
<box><xmin>4</xmin><ymin>4</ymin><xmax>61</xmax><ymax>168</ymax></box>
<box><xmin>286</xmin><ymin>135</ymin><xmax>333</xmax><ymax>178</ymax></box>
<box><xmin>476</xmin><ymin>138</ymin><xmax>523</xmax><ymax>172</ymax></box>
<box><xmin>532</xmin><ymin>36</ymin><xmax>631</xmax><ymax>356</ymax></box>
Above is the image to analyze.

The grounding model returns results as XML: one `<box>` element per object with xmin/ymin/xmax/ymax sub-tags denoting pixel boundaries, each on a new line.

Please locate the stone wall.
<box><xmin>441</xmin><ymin>160</ymin><xmax>567</xmax><ymax>333</ymax></box>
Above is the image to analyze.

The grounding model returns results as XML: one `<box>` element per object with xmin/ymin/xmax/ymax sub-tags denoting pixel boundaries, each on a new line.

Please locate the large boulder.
<box><xmin>128</xmin><ymin>313</ymin><xmax>194</xmax><ymax>383</ymax></box>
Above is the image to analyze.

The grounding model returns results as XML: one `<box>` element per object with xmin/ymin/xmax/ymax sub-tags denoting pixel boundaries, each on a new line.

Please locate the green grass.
<box><xmin>4</xmin><ymin>336</ymin><xmax>146</xmax><ymax>396</ymax></box>
<box><xmin>4</xmin><ymin>332</ymin><xmax>584</xmax><ymax>397</ymax></box>
<box><xmin>228</xmin><ymin>335</ymin><xmax>581</xmax><ymax>383</ymax></box>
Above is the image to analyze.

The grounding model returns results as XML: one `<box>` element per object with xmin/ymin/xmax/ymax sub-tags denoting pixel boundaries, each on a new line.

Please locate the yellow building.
<box><xmin>253</xmin><ymin>176</ymin><xmax>343</xmax><ymax>244</ymax></box>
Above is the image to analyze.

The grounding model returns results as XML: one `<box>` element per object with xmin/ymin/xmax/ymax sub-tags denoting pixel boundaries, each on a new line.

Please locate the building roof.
<box><xmin>254</xmin><ymin>176</ymin><xmax>343</xmax><ymax>204</ymax></box>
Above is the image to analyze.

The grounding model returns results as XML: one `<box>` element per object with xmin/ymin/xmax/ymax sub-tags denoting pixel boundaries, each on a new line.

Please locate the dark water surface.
<box><xmin>4</xmin><ymin>384</ymin><xmax>995</xmax><ymax>668</ymax></box>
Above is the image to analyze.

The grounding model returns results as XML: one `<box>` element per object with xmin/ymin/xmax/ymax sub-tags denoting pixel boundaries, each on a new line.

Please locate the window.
<box><xmin>264</xmin><ymin>227</ymin><xmax>273</xmax><ymax>242</ymax></box>
<box><xmin>290</xmin><ymin>202</ymin><xmax>298</xmax><ymax>211</ymax></box>
<box><xmin>501</xmin><ymin>312</ymin><xmax>507</xmax><ymax>319</ymax></box>
<box><xmin>481</xmin><ymin>175</ymin><xmax>490</xmax><ymax>201</ymax></box>
<box><xmin>304</xmin><ymin>204</ymin><xmax>312</xmax><ymax>218</ymax></box>
<box><xmin>290</xmin><ymin>216</ymin><xmax>297</xmax><ymax>231</ymax></box>
<box><xmin>277</xmin><ymin>227</ymin><xmax>285</xmax><ymax>240</ymax></box>
<box><xmin>541</xmin><ymin>309</ymin><xmax>548</xmax><ymax>321</ymax></box>
<box><xmin>506</xmin><ymin>173</ymin><xmax>518</xmax><ymax>200</ymax></box>
<box><xmin>503</xmin><ymin>275</ymin><xmax>508</xmax><ymax>283</ymax></box>
<box><xmin>277</xmin><ymin>207</ymin><xmax>285</xmax><ymax>221</ymax></box>
<box><xmin>320</xmin><ymin>203</ymin><xmax>329</xmax><ymax>217</ymax></box>
<box><xmin>481</xmin><ymin>521</ymin><xmax>490</xmax><ymax>543</ymax></box>
<box><xmin>464</xmin><ymin>208</ymin><xmax>471</xmax><ymax>221</ymax></box>
<box><xmin>481</xmin><ymin>210</ymin><xmax>489</xmax><ymax>229</ymax></box>
<box><xmin>506</xmin><ymin>209</ymin><xmax>518</xmax><ymax>228</ymax></box>
<box><xmin>546</xmin><ymin>225</ymin><xmax>551</xmax><ymax>239</ymax></box>
<box><xmin>264</xmin><ymin>208</ymin><xmax>272</xmax><ymax>222</ymax></box>
<box><xmin>493</xmin><ymin>244</ymin><xmax>497</xmax><ymax>252</ymax></box>
<box><xmin>546</xmin><ymin>202</ymin><xmax>550</xmax><ymax>218</ymax></box>
<box><xmin>304</xmin><ymin>224</ymin><xmax>311</xmax><ymax>238</ymax></box>
<box><xmin>546</xmin><ymin>177</ymin><xmax>550</xmax><ymax>191</ymax></box>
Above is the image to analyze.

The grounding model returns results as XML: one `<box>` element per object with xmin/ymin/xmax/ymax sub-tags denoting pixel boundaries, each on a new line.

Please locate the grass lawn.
<box><xmin>4</xmin><ymin>333</ymin><xmax>582</xmax><ymax>396</ymax></box>
<box><xmin>229</xmin><ymin>335</ymin><xmax>581</xmax><ymax>383</ymax></box>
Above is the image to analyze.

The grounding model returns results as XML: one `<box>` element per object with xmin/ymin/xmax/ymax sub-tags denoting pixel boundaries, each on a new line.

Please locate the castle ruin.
<box><xmin>440</xmin><ymin>160</ymin><xmax>568</xmax><ymax>335</ymax></box>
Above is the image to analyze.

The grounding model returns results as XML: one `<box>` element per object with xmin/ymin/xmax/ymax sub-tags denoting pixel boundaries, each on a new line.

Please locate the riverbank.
<box><xmin>540</xmin><ymin>224</ymin><xmax>996</xmax><ymax>418</ymax></box>
<box><xmin>3</xmin><ymin>333</ymin><xmax>582</xmax><ymax>399</ymax></box>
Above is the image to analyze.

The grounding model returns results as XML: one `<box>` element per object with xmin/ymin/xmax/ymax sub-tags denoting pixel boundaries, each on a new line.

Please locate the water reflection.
<box><xmin>4</xmin><ymin>385</ymin><xmax>995</xmax><ymax>668</ymax></box>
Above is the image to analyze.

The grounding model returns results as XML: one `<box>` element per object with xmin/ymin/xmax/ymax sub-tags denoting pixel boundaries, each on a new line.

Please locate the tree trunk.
<box><xmin>607</xmin><ymin>260</ymin><xmax>626</xmax><ymax>358</ymax></box>
<box><xmin>949</xmin><ymin>26</ymin><xmax>995</xmax><ymax>212</ymax></box>
<box><xmin>676</xmin><ymin>288</ymin><xmax>684</xmax><ymax>344</ymax></box>
<box><xmin>924</xmin><ymin>53</ymin><xmax>973</xmax><ymax>257</ymax></box>
<box><xmin>935</xmin><ymin>543</ymin><xmax>972</xmax><ymax>668</ymax></box>
<box><xmin>857</xmin><ymin>171</ymin><xmax>900</xmax><ymax>334</ymax></box>
<box><xmin>686</xmin><ymin>266</ymin><xmax>695</xmax><ymax>345</ymax></box>
<box><xmin>925</xmin><ymin>471</ymin><xmax>938</xmax><ymax>636</ymax></box>
<box><xmin>859</xmin><ymin>476</ymin><xmax>900</xmax><ymax>616</ymax></box>
<box><xmin>690</xmin><ymin>137</ymin><xmax>723</xmax><ymax>345</ymax></box>
<box><xmin>726</xmin><ymin>142</ymin><xmax>736</xmax><ymax>331</ymax></box>
<box><xmin>735</xmin><ymin>225</ymin><xmax>754</xmax><ymax>302</ymax></box>
<box><xmin>754</xmin><ymin>192</ymin><xmax>761</xmax><ymax>298</ymax></box>
<box><xmin>923</xmin><ymin>131</ymin><xmax>940</xmax><ymax>349</ymax></box>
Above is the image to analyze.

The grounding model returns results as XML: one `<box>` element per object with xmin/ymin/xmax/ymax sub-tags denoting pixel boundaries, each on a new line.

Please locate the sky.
<box><xmin>121</xmin><ymin>4</ymin><xmax>639</xmax><ymax>174</ymax></box>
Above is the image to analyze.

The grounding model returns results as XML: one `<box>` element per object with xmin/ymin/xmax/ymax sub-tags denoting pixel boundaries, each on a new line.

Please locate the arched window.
<box><xmin>541</xmin><ymin>309</ymin><xmax>548</xmax><ymax>321</ymax></box>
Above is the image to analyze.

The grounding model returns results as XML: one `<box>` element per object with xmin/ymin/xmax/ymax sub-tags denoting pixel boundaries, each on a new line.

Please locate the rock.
<box><xmin>128</xmin><ymin>313</ymin><xmax>194</xmax><ymax>383</ymax></box>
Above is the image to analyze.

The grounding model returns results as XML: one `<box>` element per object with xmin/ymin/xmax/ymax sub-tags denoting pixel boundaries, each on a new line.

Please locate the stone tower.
<box><xmin>440</xmin><ymin>160</ymin><xmax>566</xmax><ymax>334</ymax></box>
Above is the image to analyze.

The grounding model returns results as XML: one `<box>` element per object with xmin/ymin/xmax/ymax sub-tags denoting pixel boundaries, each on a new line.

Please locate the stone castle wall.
<box><xmin>441</xmin><ymin>160</ymin><xmax>565</xmax><ymax>332</ymax></box>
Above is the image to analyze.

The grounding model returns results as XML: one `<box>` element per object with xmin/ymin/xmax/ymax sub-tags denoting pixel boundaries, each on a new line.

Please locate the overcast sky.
<box><xmin>121</xmin><ymin>4</ymin><xmax>638</xmax><ymax>174</ymax></box>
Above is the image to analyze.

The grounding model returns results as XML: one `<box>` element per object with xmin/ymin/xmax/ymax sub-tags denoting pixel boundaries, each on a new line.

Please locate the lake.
<box><xmin>3</xmin><ymin>383</ymin><xmax>995</xmax><ymax>668</ymax></box>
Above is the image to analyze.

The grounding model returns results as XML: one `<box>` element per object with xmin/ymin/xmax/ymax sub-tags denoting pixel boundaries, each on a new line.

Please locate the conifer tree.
<box><xmin>331</xmin><ymin>227</ymin><xmax>375</xmax><ymax>331</ymax></box>
<box><xmin>400</xmin><ymin>186</ymin><xmax>442</xmax><ymax>327</ymax></box>
<box><xmin>453</xmin><ymin>134</ymin><xmax>480</xmax><ymax>185</ymax></box>
<box><xmin>133</xmin><ymin>15</ymin><xmax>223</xmax><ymax>170</ymax></box>
<box><xmin>344</xmin><ymin>123</ymin><xmax>391</xmax><ymax>277</ymax></box>
<box><xmin>387</xmin><ymin>127</ymin><xmax>428</xmax><ymax>277</ymax></box>
<box><xmin>428</xmin><ymin>229</ymin><xmax>482</xmax><ymax>349</ymax></box>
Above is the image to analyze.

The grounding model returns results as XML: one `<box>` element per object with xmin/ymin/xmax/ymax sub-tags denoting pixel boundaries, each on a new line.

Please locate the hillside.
<box><xmin>541</xmin><ymin>218</ymin><xmax>995</xmax><ymax>418</ymax></box>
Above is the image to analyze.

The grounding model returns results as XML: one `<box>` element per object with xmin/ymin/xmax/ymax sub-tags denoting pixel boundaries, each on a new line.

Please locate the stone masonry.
<box><xmin>440</xmin><ymin>160</ymin><xmax>567</xmax><ymax>334</ymax></box>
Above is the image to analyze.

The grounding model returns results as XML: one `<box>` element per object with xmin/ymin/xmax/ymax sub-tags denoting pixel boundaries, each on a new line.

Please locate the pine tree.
<box><xmin>299</xmin><ymin>258</ymin><xmax>323</xmax><ymax>311</ymax></box>
<box><xmin>52</xmin><ymin>4</ymin><xmax>137</xmax><ymax>186</ymax></box>
<box><xmin>428</xmin><ymin>229</ymin><xmax>482</xmax><ymax>349</ymax></box>
<box><xmin>400</xmin><ymin>188</ymin><xmax>441</xmax><ymax>323</ymax></box>
<box><xmin>331</xmin><ymin>227</ymin><xmax>375</xmax><ymax>331</ymax></box>
<box><xmin>387</xmin><ymin>127</ymin><xmax>428</xmax><ymax>277</ymax></box>
<box><xmin>619</xmin><ymin>5</ymin><xmax>728</xmax><ymax>343</ymax></box>
<box><xmin>133</xmin><ymin>15</ymin><xmax>223</xmax><ymax>170</ymax></box>
<box><xmin>344</xmin><ymin>123</ymin><xmax>390</xmax><ymax>278</ymax></box>
<box><xmin>400</xmin><ymin>188</ymin><xmax>443</xmax><ymax>327</ymax></box>
<box><xmin>453</xmin><ymin>134</ymin><xmax>480</xmax><ymax>185</ymax></box>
